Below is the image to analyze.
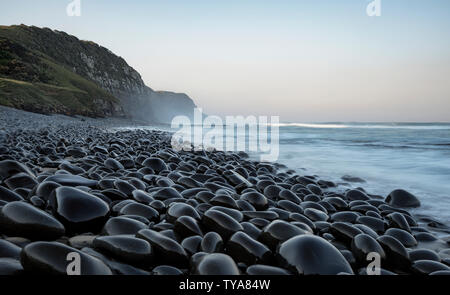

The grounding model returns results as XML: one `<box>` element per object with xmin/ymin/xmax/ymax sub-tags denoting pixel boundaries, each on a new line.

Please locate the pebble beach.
<box><xmin>1</xmin><ymin>106</ymin><xmax>450</xmax><ymax>275</ymax></box>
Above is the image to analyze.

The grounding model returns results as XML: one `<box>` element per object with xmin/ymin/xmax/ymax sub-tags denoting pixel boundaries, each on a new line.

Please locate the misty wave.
<box><xmin>271</xmin><ymin>122</ymin><xmax>450</xmax><ymax>130</ymax></box>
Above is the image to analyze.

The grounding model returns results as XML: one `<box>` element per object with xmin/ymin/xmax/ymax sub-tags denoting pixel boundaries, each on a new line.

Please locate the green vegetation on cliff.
<box><xmin>0</xmin><ymin>25</ymin><xmax>123</xmax><ymax>117</ymax></box>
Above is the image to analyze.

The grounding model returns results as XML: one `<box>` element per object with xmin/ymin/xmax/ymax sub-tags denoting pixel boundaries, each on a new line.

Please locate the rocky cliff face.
<box><xmin>0</xmin><ymin>25</ymin><xmax>196</xmax><ymax>122</ymax></box>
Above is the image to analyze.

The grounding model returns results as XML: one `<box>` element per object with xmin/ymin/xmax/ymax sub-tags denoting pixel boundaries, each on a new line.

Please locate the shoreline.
<box><xmin>1</xmin><ymin>106</ymin><xmax>450</xmax><ymax>275</ymax></box>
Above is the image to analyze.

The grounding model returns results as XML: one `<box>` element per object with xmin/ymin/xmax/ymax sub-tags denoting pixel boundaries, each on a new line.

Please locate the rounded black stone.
<box><xmin>0</xmin><ymin>257</ymin><xmax>24</xmax><ymax>275</ymax></box>
<box><xmin>304</xmin><ymin>208</ymin><xmax>329</xmax><ymax>222</ymax></box>
<box><xmin>167</xmin><ymin>202</ymin><xmax>200</xmax><ymax>223</ymax></box>
<box><xmin>227</xmin><ymin>231</ymin><xmax>272</xmax><ymax>265</ymax></box>
<box><xmin>376</xmin><ymin>235</ymin><xmax>410</xmax><ymax>270</ymax></box>
<box><xmin>20</xmin><ymin>241</ymin><xmax>112</xmax><ymax>275</ymax></box>
<box><xmin>246</xmin><ymin>264</ymin><xmax>291</xmax><ymax>275</ymax></box>
<box><xmin>202</xmin><ymin>209</ymin><xmax>243</xmax><ymax>239</ymax></box>
<box><xmin>119</xmin><ymin>202</ymin><xmax>159</xmax><ymax>222</ymax></box>
<box><xmin>152</xmin><ymin>265</ymin><xmax>183</xmax><ymax>275</ymax></box>
<box><xmin>51</xmin><ymin>186</ymin><xmax>110</xmax><ymax>233</ymax></box>
<box><xmin>356</xmin><ymin>216</ymin><xmax>387</xmax><ymax>234</ymax></box>
<box><xmin>0</xmin><ymin>160</ymin><xmax>35</xmax><ymax>181</ymax></box>
<box><xmin>351</xmin><ymin>233</ymin><xmax>386</xmax><ymax>262</ymax></box>
<box><xmin>330</xmin><ymin>211</ymin><xmax>360</xmax><ymax>223</ymax></box>
<box><xmin>0</xmin><ymin>239</ymin><xmax>22</xmax><ymax>259</ymax></box>
<box><xmin>0</xmin><ymin>201</ymin><xmax>65</xmax><ymax>240</ymax></box>
<box><xmin>259</xmin><ymin>220</ymin><xmax>309</xmax><ymax>251</ymax></box>
<box><xmin>345</xmin><ymin>189</ymin><xmax>370</xmax><ymax>201</ymax></box>
<box><xmin>136</xmin><ymin>229</ymin><xmax>188</xmax><ymax>267</ymax></box>
<box><xmin>241</xmin><ymin>191</ymin><xmax>268</xmax><ymax>210</ymax></box>
<box><xmin>386</xmin><ymin>212</ymin><xmax>411</xmax><ymax>232</ymax></box>
<box><xmin>193</xmin><ymin>253</ymin><xmax>240</xmax><ymax>275</ymax></box>
<box><xmin>45</xmin><ymin>174</ymin><xmax>98</xmax><ymax>187</ymax></box>
<box><xmin>411</xmin><ymin>260</ymin><xmax>449</xmax><ymax>274</ymax></box>
<box><xmin>174</xmin><ymin>216</ymin><xmax>203</xmax><ymax>238</ymax></box>
<box><xmin>142</xmin><ymin>157</ymin><xmax>167</xmax><ymax>173</ymax></box>
<box><xmin>385</xmin><ymin>228</ymin><xmax>417</xmax><ymax>247</ymax></box>
<box><xmin>104</xmin><ymin>158</ymin><xmax>124</xmax><ymax>170</ymax></box>
<box><xmin>0</xmin><ymin>186</ymin><xmax>24</xmax><ymax>202</ymax></box>
<box><xmin>409</xmin><ymin>249</ymin><xmax>441</xmax><ymax>262</ymax></box>
<box><xmin>277</xmin><ymin>235</ymin><xmax>354</xmax><ymax>275</ymax></box>
<box><xmin>200</xmin><ymin>231</ymin><xmax>224</xmax><ymax>253</ymax></box>
<box><xmin>181</xmin><ymin>235</ymin><xmax>202</xmax><ymax>255</ymax></box>
<box><xmin>329</xmin><ymin>222</ymin><xmax>363</xmax><ymax>245</ymax></box>
<box><xmin>93</xmin><ymin>235</ymin><xmax>153</xmax><ymax>266</ymax></box>
<box><xmin>385</xmin><ymin>189</ymin><xmax>420</xmax><ymax>208</ymax></box>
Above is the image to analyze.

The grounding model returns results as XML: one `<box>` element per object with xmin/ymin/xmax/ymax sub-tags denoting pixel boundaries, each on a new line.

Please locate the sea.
<box><xmin>117</xmin><ymin>122</ymin><xmax>450</xmax><ymax>225</ymax></box>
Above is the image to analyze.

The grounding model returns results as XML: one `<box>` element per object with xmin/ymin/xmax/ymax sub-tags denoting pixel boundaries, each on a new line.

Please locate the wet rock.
<box><xmin>102</xmin><ymin>216</ymin><xmax>148</xmax><ymax>235</ymax></box>
<box><xmin>246</xmin><ymin>264</ymin><xmax>291</xmax><ymax>275</ymax></box>
<box><xmin>304</xmin><ymin>208</ymin><xmax>329</xmax><ymax>222</ymax></box>
<box><xmin>210</xmin><ymin>195</ymin><xmax>238</xmax><ymax>209</ymax></box>
<box><xmin>209</xmin><ymin>206</ymin><xmax>243</xmax><ymax>222</ymax></box>
<box><xmin>4</xmin><ymin>172</ymin><xmax>38</xmax><ymax>190</ymax></box>
<box><xmin>386</xmin><ymin>212</ymin><xmax>411</xmax><ymax>232</ymax></box>
<box><xmin>174</xmin><ymin>216</ymin><xmax>203</xmax><ymax>238</ymax></box>
<box><xmin>356</xmin><ymin>216</ymin><xmax>387</xmax><ymax>234</ymax></box>
<box><xmin>241</xmin><ymin>191</ymin><xmax>268</xmax><ymax>210</ymax></box>
<box><xmin>385</xmin><ymin>189</ymin><xmax>420</xmax><ymax>208</ymax></box>
<box><xmin>0</xmin><ymin>201</ymin><xmax>65</xmax><ymax>240</ymax></box>
<box><xmin>345</xmin><ymin>189</ymin><xmax>370</xmax><ymax>201</ymax></box>
<box><xmin>142</xmin><ymin>157</ymin><xmax>167</xmax><ymax>173</ymax></box>
<box><xmin>93</xmin><ymin>235</ymin><xmax>153</xmax><ymax>266</ymax></box>
<box><xmin>193</xmin><ymin>253</ymin><xmax>240</xmax><ymax>275</ymax></box>
<box><xmin>202</xmin><ymin>209</ymin><xmax>243</xmax><ymax>239</ymax></box>
<box><xmin>330</xmin><ymin>211</ymin><xmax>360</xmax><ymax>223</ymax></box>
<box><xmin>0</xmin><ymin>239</ymin><xmax>22</xmax><ymax>259</ymax></box>
<box><xmin>377</xmin><ymin>235</ymin><xmax>410</xmax><ymax>270</ymax></box>
<box><xmin>385</xmin><ymin>228</ymin><xmax>417</xmax><ymax>247</ymax></box>
<box><xmin>241</xmin><ymin>222</ymin><xmax>262</xmax><ymax>240</ymax></box>
<box><xmin>329</xmin><ymin>222</ymin><xmax>363</xmax><ymax>245</ymax></box>
<box><xmin>227</xmin><ymin>231</ymin><xmax>272</xmax><ymax>265</ymax></box>
<box><xmin>119</xmin><ymin>202</ymin><xmax>159</xmax><ymax>222</ymax></box>
<box><xmin>341</xmin><ymin>175</ymin><xmax>366</xmax><ymax>183</ymax></box>
<box><xmin>45</xmin><ymin>174</ymin><xmax>97</xmax><ymax>187</ymax></box>
<box><xmin>411</xmin><ymin>260</ymin><xmax>450</xmax><ymax>274</ymax></box>
<box><xmin>68</xmin><ymin>235</ymin><xmax>97</xmax><ymax>249</ymax></box>
<box><xmin>104</xmin><ymin>158</ymin><xmax>124</xmax><ymax>170</ymax></box>
<box><xmin>200</xmin><ymin>231</ymin><xmax>224</xmax><ymax>253</ymax></box>
<box><xmin>181</xmin><ymin>235</ymin><xmax>202</xmax><ymax>255</ymax></box>
<box><xmin>259</xmin><ymin>220</ymin><xmax>309</xmax><ymax>250</ymax></box>
<box><xmin>20</xmin><ymin>241</ymin><xmax>112</xmax><ymax>274</ymax></box>
<box><xmin>277</xmin><ymin>235</ymin><xmax>353</xmax><ymax>275</ymax></box>
<box><xmin>152</xmin><ymin>265</ymin><xmax>183</xmax><ymax>275</ymax></box>
<box><xmin>243</xmin><ymin>210</ymin><xmax>279</xmax><ymax>221</ymax></box>
<box><xmin>167</xmin><ymin>202</ymin><xmax>200</xmax><ymax>223</ymax></box>
<box><xmin>114</xmin><ymin>180</ymin><xmax>136</xmax><ymax>196</ymax></box>
<box><xmin>136</xmin><ymin>229</ymin><xmax>188</xmax><ymax>267</ymax></box>
<box><xmin>0</xmin><ymin>258</ymin><xmax>24</xmax><ymax>275</ymax></box>
<box><xmin>0</xmin><ymin>186</ymin><xmax>24</xmax><ymax>202</ymax></box>
<box><xmin>351</xmin><ymin>233</ymin><xmax>386</xmax><ymax>262</ymax></box>
<box><xmin>132</xmin><ymin>190</ymin><xmax>154</xmax><ymax>204</ymax></box>
<box><xmin>51</xmin><ymin>187</ymin><xmax>110</xmax><ymax>233</ymax></box>
<box><xmin>409</xmin><ymin>249</ymin><xmax>441</xmax><ymax>262</ymax></box>
<box><xmin>0</xmin><ymin>160</ymin><xmax>35</xmax><ymax>181</ymax></box>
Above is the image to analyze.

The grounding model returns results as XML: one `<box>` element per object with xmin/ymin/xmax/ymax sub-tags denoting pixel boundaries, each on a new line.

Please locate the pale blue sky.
<box><xmin>1</xmin><ymin>0</ymin><xmax>450</xmax><ymax>121</ymax></box>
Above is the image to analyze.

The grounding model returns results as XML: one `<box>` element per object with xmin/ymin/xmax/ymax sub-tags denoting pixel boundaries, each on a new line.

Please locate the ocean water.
<box><xmin>272</xmin><ymin>123</ymin><xmax>450</xmax><ymax>225</ymax></box>
<box><xmin>119</xmin><ymin>122</ymin><xmax>450</xmax><ymax>225</ymax></box>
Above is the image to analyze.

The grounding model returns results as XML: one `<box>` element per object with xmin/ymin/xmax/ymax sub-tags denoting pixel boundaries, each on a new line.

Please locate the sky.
<box><xmin>1</xmin><ymin>0</ymin><xmax>450</xmax><ymax>122</ymax></box>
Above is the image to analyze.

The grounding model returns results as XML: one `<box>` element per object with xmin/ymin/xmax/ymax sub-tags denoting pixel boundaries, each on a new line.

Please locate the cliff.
<box><xmin>0</xmin><ymin>25</ymin><xmax>196</xmax><ymax>122</ymax></box>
